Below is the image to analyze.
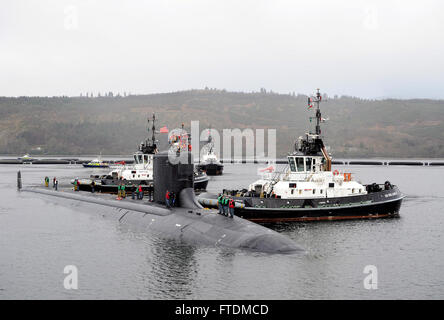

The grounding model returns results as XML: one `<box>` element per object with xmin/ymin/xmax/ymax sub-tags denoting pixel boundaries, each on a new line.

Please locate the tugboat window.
<box><xmin>288</xmin><ymin>157</ymin><xmax>296</xmax><ymax>172</ymax></box>
<box><xmin>305</xmin><ymin>157</ymin><xmax>312</xmax><ymax>171</ymax></box>
<box><xmin>296</xmin><ymin>157</ymin><xmax>305</xmax><ymax>172</ymax></box>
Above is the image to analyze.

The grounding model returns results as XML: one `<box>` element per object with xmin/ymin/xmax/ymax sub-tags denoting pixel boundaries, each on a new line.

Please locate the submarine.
<box><xmin>17</xmin><ymin>149</ymin><xmax>301</xmax><ymax>254</ymax></box>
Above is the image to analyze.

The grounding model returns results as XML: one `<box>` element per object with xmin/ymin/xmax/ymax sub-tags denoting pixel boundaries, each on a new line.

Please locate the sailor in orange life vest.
<box><xmin>138</xmin><ymin>185</ymin><xmax>143</xmax><ymax>200</ymax></box>
<box><xmin>228</xmin><ymin>198</ymin><xmax>235</xmax><ymax>218</ymax></box>
<box><xmin>165</xmin><ymin>190</ymin><xmax>171</xmax><ymax>208</ymax></box>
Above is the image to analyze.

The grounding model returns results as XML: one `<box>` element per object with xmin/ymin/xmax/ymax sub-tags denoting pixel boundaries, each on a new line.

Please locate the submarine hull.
<box><xmin>77</xmin><ymin>180</ymin><xmax>153</xmax><ymax>194</ymax></box>
<box><xmin>198</xmin><ymin>187</ymin><xmax>404</xmax><ymax>223</ymax></box>
<box><xmin>21</xmin><ymin>187</ymin><xmax>301</xmax><ymax>253</ymax></box>
<box><xmin>17</xmin><ymin>148</ymin><xmax>302</xmax><ymax>253</ymax></box>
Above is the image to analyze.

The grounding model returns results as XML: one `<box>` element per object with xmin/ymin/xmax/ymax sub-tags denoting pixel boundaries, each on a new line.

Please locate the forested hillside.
<box><xmin>1</xmin><ymin>89</ymin><xmax>443</xmax><ymax>158</ymax></box>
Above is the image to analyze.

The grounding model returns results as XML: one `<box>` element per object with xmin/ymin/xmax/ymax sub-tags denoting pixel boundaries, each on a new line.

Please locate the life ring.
<box><xmin>333</xmin><ymin>169</ymin><xmax>339</xmax><ymax>176</ymax></box>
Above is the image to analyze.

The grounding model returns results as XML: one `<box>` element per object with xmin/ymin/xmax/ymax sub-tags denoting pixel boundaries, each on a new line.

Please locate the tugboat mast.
<box><xmin>301</xmin><ymin>89</ymin><xmax>331</xmax><ymax>171</ymax></box>
<box><xmin>140</xmin><ymin>113</ymin><xmax>158</xmax><ymax>154</ymax></box>
<box><xmin>150</xmin><ymin>113</ymin><xmax>156</xmax><ymax>144</ymax></box>
<box><xmin>308</xmin><ymin>88</ymin><xmax>323</xmax><ymax>136</ymax></box>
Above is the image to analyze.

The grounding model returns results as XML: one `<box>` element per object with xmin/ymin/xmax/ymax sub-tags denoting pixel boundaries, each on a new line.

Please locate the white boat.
<box><xmin>196</xmin><ymin>131</ymin><xmax>224</xmax><ymax>175</ymax></box>
<box><xmin>18</xmin><ymin>154</ymin><xmax>34</xmax><ymax>162</ymax></box>
<box><xmin>198</xmin><ymin>89</ymin><xmax>404</xmax><ymax>222</ymax></box>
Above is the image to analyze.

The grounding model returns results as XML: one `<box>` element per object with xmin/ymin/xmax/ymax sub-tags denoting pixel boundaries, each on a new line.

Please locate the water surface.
<box><xmin>0</xmin><ymin>163</ymin><xmax>443</xmax><ymax>299</ymax></box>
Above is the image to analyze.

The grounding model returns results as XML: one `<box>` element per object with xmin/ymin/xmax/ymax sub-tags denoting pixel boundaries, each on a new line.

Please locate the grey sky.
<box><xmin>1</xmin><ymin>0</ymin><xmax>443</xmax><ymax>98</ymax></box>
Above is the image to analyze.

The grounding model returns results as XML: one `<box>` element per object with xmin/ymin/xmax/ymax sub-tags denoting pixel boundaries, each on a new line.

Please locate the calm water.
<box><xmin>0</xmin><ymin>162</ymin><xmax>443</xmax><ymax>299</ymax></box>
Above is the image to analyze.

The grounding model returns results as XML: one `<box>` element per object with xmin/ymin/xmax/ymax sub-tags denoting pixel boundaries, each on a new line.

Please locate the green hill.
<box><xmin>1</xmin><ymin>89</ymin><xmax>443</xmax><ymax>158</ymax></box>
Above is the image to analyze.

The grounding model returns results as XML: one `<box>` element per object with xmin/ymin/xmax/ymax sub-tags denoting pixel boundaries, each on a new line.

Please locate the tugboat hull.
<box><xmin>238</xmin><ymin>196</ymin><xmax>403</xmax><ymax>223</ymax></box>
<box><xmin>197</xmin><ymin>163</ymin><xmax>224</xmax><ymax>175</ymax></box>
<box><xmin>75</xmin><ymin>172</ymin><xmax>209</xmax><ymax>194</ymax></box>
<box><xmin>198</xmin><ymin>187</ymin><xmax>404</xmax><ymax>223</ymax></box>
<box><xmin>82</xmin><ymin>163</ymin><xmax>109</xmax><ymax>168</ymax></box>
<box><xmin>194</xmin><ymin>173</ymin><xmax>209</xmax><ymax>190</ymax></box>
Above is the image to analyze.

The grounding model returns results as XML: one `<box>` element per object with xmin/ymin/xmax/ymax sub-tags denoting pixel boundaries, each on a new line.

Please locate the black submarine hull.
<box><xmin>21</xmin><ymin>186</ymin><xmax>301</xmax><ymax>253</ymax></box>
<box><xmin>198</xmin><ymin>187</ymin><xmax>404</xmax><ymax>223</ymax></box>
<box><xmin>18</xmin><ymin>149</ymin><xmax>301</xmax><ymax>253</ymax></box>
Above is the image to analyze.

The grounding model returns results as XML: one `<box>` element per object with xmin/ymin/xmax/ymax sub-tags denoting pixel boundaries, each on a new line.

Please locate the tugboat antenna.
<box><xmin>141</xmin><ymin>113</ymin><xmax>158</xmax><ymax>154</ymax></box>
<box><xmin>151</xmin><ymin>113</ymin><xmax>156</xmax><ymax>143</ymax></box>
<box><xmin>308</xmin><ymin>88</ymin><xmax>323</xmax><ymax>135</ymax></box>
<box><xmin>313</xmin><ymin>88</ymin><xmax>323</xmax><ymax>135</ymax></box>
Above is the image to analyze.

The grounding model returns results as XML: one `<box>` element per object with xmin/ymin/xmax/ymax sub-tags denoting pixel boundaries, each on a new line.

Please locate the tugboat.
<box><xmin>198</xmin><ymin>89</ymin><xmax>404</xmax><ymax>222</ymax></box>
<box><xmin>73</xmin><ymin>114</ymin><xmax>209</xmax><ymax>193</ymax></box>
<box><xmin>82</xmin><ymin>154</ymin><xmax>110</xmax><ymax>168</ymax></box>
<box><xmin>18</xmin><ymin>154</ymin><xmax>34</xmax><ymax>163</ymax></box>
<box><xmin>196</xmin><ymin>129</ymin><xmax>224</xmax><ymax>175</ymax></box>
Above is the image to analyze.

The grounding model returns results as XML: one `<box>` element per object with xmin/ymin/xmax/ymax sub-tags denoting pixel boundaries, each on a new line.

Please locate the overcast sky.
<box><xmin>1</xmin><ymin>0</ymin><xmax>443</xmax><ymax>98</ymax></box>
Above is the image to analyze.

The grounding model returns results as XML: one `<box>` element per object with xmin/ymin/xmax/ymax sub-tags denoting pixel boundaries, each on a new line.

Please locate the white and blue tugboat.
<box><xmin>196</xmin><ymin>129</ymin><xmax>224</xmax><ymax>175</ymax></box>
<box><xmin>198</xmin><ymin>89</ymin><xmax>404</xmax><ymax>222</ymax></box>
